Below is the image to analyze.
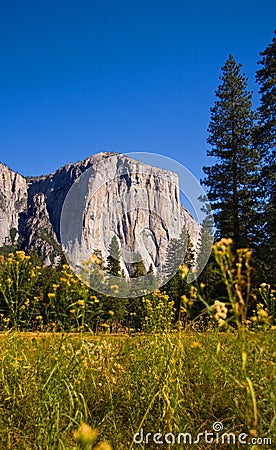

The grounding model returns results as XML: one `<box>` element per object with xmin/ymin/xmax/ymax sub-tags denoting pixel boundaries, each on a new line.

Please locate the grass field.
<box><xmin>0</xmin><ymin>330</ymin><xmax>275</xmax><ymax>449</ymax></box>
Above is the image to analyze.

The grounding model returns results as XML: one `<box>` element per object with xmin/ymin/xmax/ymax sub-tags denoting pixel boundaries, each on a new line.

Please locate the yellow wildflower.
<box><xmin>181</xmin><ymin>295</ymin><xmax>189</xmax><ymax>305</ymax></box>
<box><xmin>189</xmin><ymin>286</ymin><xmax>198</xmax><ymax>299</ymax></box>
<box><xmin>94</xmin><ymin>442</ymin><xmax>112</xmax><ymax>450</ymax></box>
<box><xmin>90</xmin><ymin>254</ymin><xmax>102</xmax><ymax>265</ymax></box>
<box><xmin>73</xmin><ymin>423</ymin><xmax>98</xmax><ymax>446</ymax></box>
<box><xmin>257</xmin><ymin>309</ymin><xmax>268</xmax><ymax>319</ymax></box>
<box><xmin>190</xmin><ymin>341</ymin><xmax>202</xmax><ymax>349</ymax></box>
<box><xmin>213</xmin><ymin>300</ymin><xmax>228</xmax><ymax>321</ymax></box>
<box><xmin>179</xmin><ymin>264</ymin><xmax>189</xmax><ymax>279</ymax></box>
<box><xmin>220</xmin><ymin>238</ymin><xmax>233</xmax><ymax>246</ymax></box>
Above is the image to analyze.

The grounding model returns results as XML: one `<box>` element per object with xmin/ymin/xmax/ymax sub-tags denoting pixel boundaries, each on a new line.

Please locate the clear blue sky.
<box><xmin>0</xmin><ymin>0</ymin><xmax>275</xmax><ymax>180</ymax></box>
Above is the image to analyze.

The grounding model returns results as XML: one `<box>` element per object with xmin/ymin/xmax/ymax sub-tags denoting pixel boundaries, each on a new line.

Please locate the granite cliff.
<box><xmin>0</xmin><ymin>163</ymin><xmax>27</xmax><ymax>247</ymax></box>
<box><xmin>0</xmin><ymin>153</ymin><xmax>201</xmax><ymax>274</ymax></box>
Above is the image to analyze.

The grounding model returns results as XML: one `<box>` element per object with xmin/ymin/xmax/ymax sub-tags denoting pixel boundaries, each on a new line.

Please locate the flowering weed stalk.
<box><xmin>212</xmin><ymin>238</ymin><xmax>254</xmax><ymax>327</ymax></box>
<box><xmin>141</xmin><ymin>290</ymin><xmax>175</xmax><ymax>332</ymax></box>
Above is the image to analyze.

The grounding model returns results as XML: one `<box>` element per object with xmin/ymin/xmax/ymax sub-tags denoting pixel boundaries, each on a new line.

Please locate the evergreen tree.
<box><xmin>255</xmin><ymin>31</ymin><xmax>276</xmax><ymax>283</ymax></box>
<box><xmin>162</xmin><ymin>228</ymin><xmax>195</xmax><ymax>321</ymax></box>
<box><xmin>127</xmin><ymin>252</ymin><xmax>148</xmax><ymax>298</ymax></box>
<box><xmin>163</xmin><ymin>228</ymin><xmax>187</xmax><ymax>282</ymax></box>
<box><xmin>163</xmin><ymin>228</ymin><xmax>195</xmax><ymax>282</ymax></box>
<box><xmin>146</xmin><ymin>263</ymin><xmax>159</xmax><ymax>292</ymax></box>
<box><xmin>105</xmin><ymin>237</ymin><xmax>129</xmax><ymax>330</ymax></box>
<box><xmin>255</xmin><ymin>30</ymin><xmax>276</xmax><ymax>160</ymax></box>
<box><xmin>130</xmin><ymin>253</ymin><xmax>147</xmax><ymax>278</ymax></box>
<box><xmin>202</xmin><ymin>55</ymin><xmax>259</xmax><ymax>249</ymax></box>
<box><xmin>196</xmin><ymin>201</ymin><xmax>214</xmax><ymax>276</ymax></box>
<box><xmin>125</xmin><ymin>254</ymin><xmax>149</xmax><ymax>330</ymax></box>
<box><xmin>106</xmin><ymin>236</ymin><xmax>121</xmax><ymax>276</ymax></box>
<box><xmin>183</xmin><ymin>229</ymin><xmax>196</xmax><ymax>270</ymax></box>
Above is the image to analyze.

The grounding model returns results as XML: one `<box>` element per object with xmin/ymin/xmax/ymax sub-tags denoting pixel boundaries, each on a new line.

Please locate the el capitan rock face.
<box><xmin>0</xmin><ymin>153</ymin><xmax>201</xmax><ymax>272</ymax></box>
<box><xmin>0</xmin><ymin>163</ymin><xmax>27</xmax><ymax>247</ymax></box>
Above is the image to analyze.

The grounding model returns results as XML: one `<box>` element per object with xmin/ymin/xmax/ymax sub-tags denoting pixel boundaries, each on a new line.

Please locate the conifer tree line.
<box><xmin>0</xmin><ymin>228</ymin><xmax>195</xmax><ymax>332</ymax></box>
<box><xmin>102</xmin><ymin>227</ymin><xmax>196</xmax><ymax>328</ymax></box>
<box><xmin>201</xmin><ymin>30</ymin><xmax>275</xmax><ymax>286</ymax></box>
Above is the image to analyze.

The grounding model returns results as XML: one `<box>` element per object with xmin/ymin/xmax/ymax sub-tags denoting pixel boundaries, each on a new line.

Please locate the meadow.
<box><xmin>0</xmin><ymin>240</ymin><xmax>275</xmax><ymax>449</ymax></box>
<box><xmin>0</xmin><ymin>329</ymin><xmax>275</xmax><ymax>450</ymax></box>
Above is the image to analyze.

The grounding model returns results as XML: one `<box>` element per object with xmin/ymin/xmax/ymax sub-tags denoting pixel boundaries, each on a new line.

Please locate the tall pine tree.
<box><xmin>104</xmin><ymin>236</ymin><xmax>129</xmax><ymax>329</ymax></box>
<box><xmin>106</xmin><ymin>236</ymin><xmax>121</xmax><ymax>276</ymax></box>
<box><xmin>162</xmin><ymin>228</ymin><xmax>195</xmax><ymax>321</ymax></box>
<box><xmin>196</xmin><ymin>201</ymin><xmax>214</xmax><ymax>275</ymax></box>
<box><xmin>202</xmin><ymin>55</ymin><xmax>259</xmax><ymax>248</ymax></box>
<box><xmin>255</xmin><ymin>31</ymin><xmax>276</xmax><ymax>282</ymax></box>
<box><xmin>256</xmin><ymin>30</ymin><xmax>276</xmax><ymax>160</ymax></box>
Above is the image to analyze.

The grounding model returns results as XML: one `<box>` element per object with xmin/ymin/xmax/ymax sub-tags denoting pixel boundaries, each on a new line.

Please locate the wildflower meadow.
<box><xmin>0</xmin><ymin>240</ymin><xmax>275</xmax><ymax>449</ymax></box>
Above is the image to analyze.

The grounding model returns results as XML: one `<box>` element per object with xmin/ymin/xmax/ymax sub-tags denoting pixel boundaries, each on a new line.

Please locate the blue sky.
<box><xmin>0</xmin><ymin>0</ymin><xmax>275</xmax><ymax>181</ymax></box>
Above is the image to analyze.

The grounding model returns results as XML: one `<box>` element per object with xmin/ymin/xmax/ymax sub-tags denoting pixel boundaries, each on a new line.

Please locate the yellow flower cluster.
<box><xmin>142</xmin><ymin>289</ymin><xmax>175</xmax><ymax>331</ymax></box>
<box><xmin>82</xmin><ymin>253</ymin><xmax>103</xmax><ymax>266</ymax></box>
<box><xmin>213</xmin><ymin>300</ymin><xmax>228</xmax><ymax>327</ymax></box>
<box><xmin>212</xmin><ymin>238</ymin><xmax>254</xmax><ymax>326</ymax></box>
<box><xmin>179</xmin><ymin>263</ymin><xmax>189</xmax><ymax>279</ymax></box>
<box><xmin>250</xmin><ymin>303</ymin><xmax>271</xmax><ymax>324</ymax></box>
<box><xmin>189</xmin><ymin>285</ymin><xmax>198</xmax><ymax>299</ymax></box>
<box><xmin>213</xmin><ymin>237</ymin><xmax>233</xmax><ymax>253</ymax></box>
<box><xmin>190</xmin><ymin>340</ymin><xmax>202</xmax><ymax>349</ymax></box>
<box><xmin>110</xmin><ymin>284</ymin><xmax>119</xmax><ymax>294</ymax></box>
<box><xmin>73</xmin><ymin>423</ymin><xmax>98</xmax><ymax>446</ymax></box>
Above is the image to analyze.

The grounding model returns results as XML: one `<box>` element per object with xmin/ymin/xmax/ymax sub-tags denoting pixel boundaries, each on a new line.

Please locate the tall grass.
<box><xmin>0</xmin><ymin>239</ymin><xmax>275</xmax><ymax>449</ymax></box>
<box><xmin>0</xmin><ymin>330</ymin><xmax>275</xmax><ymax>449</ymax></box>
